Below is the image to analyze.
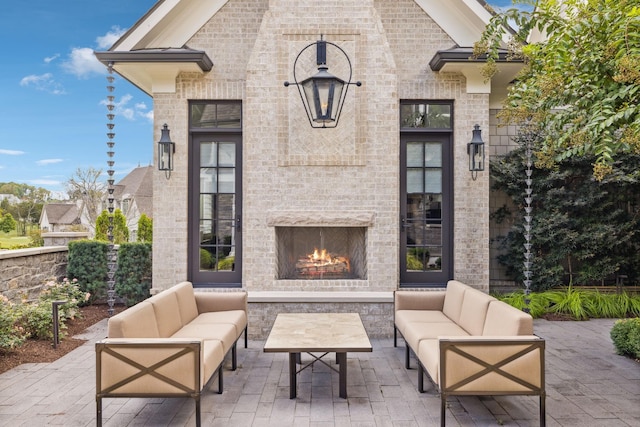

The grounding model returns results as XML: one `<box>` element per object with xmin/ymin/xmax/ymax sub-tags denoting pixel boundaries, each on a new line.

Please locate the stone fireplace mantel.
<box><xmin>266</xmin><ymin>211</ymin><xmax>375</xmax><ymax>227</ymax></box>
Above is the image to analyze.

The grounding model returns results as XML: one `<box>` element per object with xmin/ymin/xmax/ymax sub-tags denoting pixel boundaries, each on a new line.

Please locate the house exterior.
<box><xmin>96</xmin><ymin>0</ymin><xmax>522</xmax><ymax>337</ymax></box>
<box><xmin>39</xmin><ymin>202</ymin><xmax>88</xmax><ymax>232</ymax></box>
<box><xmin>106</xmin><ymin>165</ymin><xmax>153</xmax><ymax>241</ymax></box>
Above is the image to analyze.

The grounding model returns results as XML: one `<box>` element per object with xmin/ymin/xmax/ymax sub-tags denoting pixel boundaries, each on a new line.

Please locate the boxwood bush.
<box><xmin>115</xmin><ymin>242</ymin><xmax>152</xmax><ymax>306</ymax></box>
<box><xmin>66</xmin><ymin>240</ymin><xmax>109</xmax><ymax>304</ymax></box>
<box><xmin>610</xmin><ymin>318</ymin><xmax>640</xmax><ymax>359</ymax></box>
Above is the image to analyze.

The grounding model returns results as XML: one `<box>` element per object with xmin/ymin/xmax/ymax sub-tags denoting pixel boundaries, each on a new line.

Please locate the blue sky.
<box><xmin>0</xmin><ymin>0</ymin><xmax>520</xmax><ymax>198</ymax></box>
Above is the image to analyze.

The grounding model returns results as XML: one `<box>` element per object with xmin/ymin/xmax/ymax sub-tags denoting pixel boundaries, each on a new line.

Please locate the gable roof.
<box><xmin>95</xmin><ymin>0</ymin><xmax>515</xmax><ymax>95</ymax></box>
<box><xmin>112</xmin><ymin>165</ymin><xmax>153</xmax><ymax>217</ymax></box>
<box><xmin>42</xmin><ymin>203</ymin><xmax>81</xmax><ymax>225</ymax></box>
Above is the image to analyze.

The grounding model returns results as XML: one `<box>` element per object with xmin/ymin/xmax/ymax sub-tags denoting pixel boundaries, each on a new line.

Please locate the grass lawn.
<box><xmin>0</xmin><ymin>229</ymin><xmax>32</xmax><ymax>249</ymax></box>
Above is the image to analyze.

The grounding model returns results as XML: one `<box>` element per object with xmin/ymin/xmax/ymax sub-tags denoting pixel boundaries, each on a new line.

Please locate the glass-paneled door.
<box><xmin>399</xmin><ymin>101</ymin><xmax>453</xmax><ymax>286</ymax></box>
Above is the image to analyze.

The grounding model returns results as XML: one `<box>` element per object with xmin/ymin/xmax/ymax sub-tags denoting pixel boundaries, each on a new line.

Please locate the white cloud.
<box><xmin>96</xmin><ymin>26</ymin><xmax>126</xmax><ymax>50</ymax></box>
<box><xmin>36</xmin><ymin>158</ymin><xmax>64</xmax><ymax>166</ymax></box>
<box><xmin>60</xmin><ymin>27</ymin><xmax>128</xmax><ymax>79</ymax></box>
<box><xmin>19</xmin><ymin>73</ymin><xmax>66</xmax><ymax>95</ymax></box>
<box><xmin>29</xmin><ymin>179</ymin><xmax>61</xmax><ymax>186</ymax></box>
<box><xmin>61</xmin><ymin>47</ymin><xmax>106</xmax><ymax>79</ymax></box>
<box><xmin>44</xmin><ymin>54</ymin><xmax>60</xmax><ymax>64</ymax></box>
<box><xmin>0</xmin><ymin>149</ymin><xmax>25</xmax><ymax>155</ymax></box>
<box><xmin>99</xmin><ymin>94</ymin><xmax>152</xmax><ymax>122</ymax></box>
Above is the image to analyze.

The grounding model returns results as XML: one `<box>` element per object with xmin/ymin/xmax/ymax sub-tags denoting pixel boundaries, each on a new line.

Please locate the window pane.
<box><xmin>191</xmin><ymin>103</ymin><xmax>241</xmax><ymax>128</ymax></box>
<box><xmin>200</xmin><ymin>168</ymin><xmax>217</xmax><ymax>193</ymax></box>
<box><xmin>201</xmin><ymin>142</ymin><xmax>217</xmax><ymax>167</ymax></box>
<box><xmin>217</xmin><ymin>194</ymin><xmax>235</xmax><ymax>220</ymax></box>
<box><xmin>200</xmin><ymin>194</ymin><xmax>213</xmax><ymax>219</ymax></box>
<box><xmin>425</xmin><ymin>104</ymin><xmax>451</xmax><ymax>128</ymax></box>
<box><xmin>424</xmin><ymin>143</ymin><xmax>441</xmax><ymax>167</ymax></box>
<box><xmin>216</xmin><ymin>104</ymin><xmax>242</xmax><ymax>128</ymax></box>
<box><xmin>199</xmin><ymin>247</ymin><xmax>216</xmax><ymax>271</ymax></box>
<box><xmin>400</xmin><ymin>102</ymin><xmax>452</xmax><ymax>129</ymax></box>
<box><xmin>406</xmin><ymin>142</ymin><xmax>423</xmax><ymax>167</ymax></box>
<box><xmin>199</xmin><ymin>220</ymin><xmax>213</xmax><ymax>244</ymax></box>
<box><xmin>407</xmin><ymin>169</ymin><xmax>423</xmax><ymax>193</ymax></box>
<box><xmin>424</xmin><ymin>169</ymin><xmax>442</xmax><ymax>193</ymax></box>
<box><xmin>218</xmin><ymin>168</ymin><xmax>235</xmax><ymax>193</ymax></box>
<box><xmin>218</xmin><ymin>143</ymin><xmax>235</xmax><ymax>167</ymax></box>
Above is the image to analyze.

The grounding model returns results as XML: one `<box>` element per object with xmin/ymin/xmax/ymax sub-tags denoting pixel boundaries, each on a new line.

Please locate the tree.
<box><xmin>4</xmin><ymin>187</ymin><xmax>49</xmax><ymax>236</ymax></box>
<box><xmin>491</xmin><ymin>130</ymin><xmax>640</xmax><ymax>290</ymax></box>
<box><xmin>137</xmin><ymin>213</ymin><xmax>153</xmax><ymax>242</ymax></box>
<box><xmin>476</xmin><ymin>0</ymin><xmax>640</xmax><ymax>180</ymax></box>
<box><xmin>95</xmin><ymin>209</ymin><xmax>130</xmax><ymax>244</ymax></box>
<box><xmin>0</xmin><ymin>212</ymin><xmax>16</xmax><ymax>233</ymax></box>
<box><xmin>65</xmin><ymin>167</ymin><xmax>106</xmax><ymax>234</ymax></box>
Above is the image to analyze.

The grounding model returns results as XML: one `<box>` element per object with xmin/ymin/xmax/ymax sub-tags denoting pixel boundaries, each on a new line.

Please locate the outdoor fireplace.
<box><xmin>276</xmin><ymin>227</ymin><xmax>367</xmax><ymax>280</ymax></box>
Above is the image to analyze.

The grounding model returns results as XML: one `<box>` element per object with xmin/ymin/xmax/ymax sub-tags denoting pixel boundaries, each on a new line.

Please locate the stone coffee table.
<box><xmin>263</xmin><ymin>313</ymin><xmax>372</xmax><ymax>398</ymax></box>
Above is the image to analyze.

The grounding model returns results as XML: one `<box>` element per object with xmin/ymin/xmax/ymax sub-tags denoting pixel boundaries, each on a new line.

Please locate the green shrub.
<box><xmin>495</xmin><ymin>289</ymin><xmax>640</xmax><ymax>320</ymax></box>
<box><xmin>17</xmin><ymin>277</ymin><xmax>89</xmax><ymax>341</ymax></box>
<box><xmin>217</xmin><ymin>256</ymin><xmax>234</xmax><ymax>271</ymax></box>
<box><xmin>115</xmin><ymin>242</ymin><xmax>152</xmax><ymax>306</ymax></box>
<box><xmin>610</xmin><ymin>318</ymin><xmax>640</xmax><ymax>359</ymax></box>
<box><xmin>137</xmin><ymin>214</ymin><xmax>152</xmax><ymax>243</ymax></box>
<box><xmin>200</xmin><ymin>249</ymin><xmax>214</xmax><ymax>269</ymax></box>
<box><xmin>67</xmin><ymin>240</ymin><xmax>109</xmax><ymax>304</ymax></box>
<box><xmin>0</xmin><ymin>296</ymin><xmax>27</xmax><ymax>351</ymax></box>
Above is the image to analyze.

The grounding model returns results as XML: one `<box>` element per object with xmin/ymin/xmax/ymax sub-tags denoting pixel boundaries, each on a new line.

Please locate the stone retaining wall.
<box><xmin>0</xmin><ymin>247</ymin><xmax>68</xmax><ymax>302</ymax></box>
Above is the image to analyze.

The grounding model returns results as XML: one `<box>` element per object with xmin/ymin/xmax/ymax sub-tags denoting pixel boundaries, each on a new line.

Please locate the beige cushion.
<box><xmin>395</xmin><ymin>310</ymin><xmax>451</xmax><ymax>337</ymax></box>
<box><xmin>483</xmin><ymin>300</ymin><xmax>534</xmax><ymax>335</ymax></box>
<box><xmin>107</xmin><ymin>302</ymin><xmax>159</xmax><ymax>338</ymax></box>
<box><xmin>189</xmin><ymin>310</ymin><xmax>247</xmax><ymax>338</ymax></box>
<box><xmin>417</xmin><ymin>339</ymin><xmax>440</xmax><ymax>384</ymax></box>
<box><xmin>457</xmin><ymin>287</ymin><xmax>495</xmax><ymax>335</ymax></box>
<box><xmin>394</xmin><ymin>291</ymin><xmax>446</xmax><ymax>311</ymax></box>
<box><xmin>201</xmin><ymin>339</ymin><xmax>225</xmax><ymax>386</ymax></box>
<box><xmin>402</xmin><ymin>321</ymin><xmax>468</xmax><ymax>352</ymax></box>
<box><xmin>172</xmin><ymin>323</ymin><xmax>238</xmax><ymax>354</ymax></box>
<box><xmin>442</xmin><ymin>280</ymin><xmax>467</xmax><ymax>323</ymax></box>
<box><xmin>195</xmin><ymin>291</ymin><xmax>248</xmax><ymax>313</ymax></box>
<box><xmin>149</xmin><ymin>290</ymin><xmax>184</xmax><ymax>337</ymax></box>
<box><xmin>173</xmin><ymin>281</ymin><xmax>199</xmax><ymax>325</ymax></box>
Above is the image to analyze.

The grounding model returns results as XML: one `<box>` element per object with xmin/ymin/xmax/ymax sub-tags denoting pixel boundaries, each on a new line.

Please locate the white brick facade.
<box><xmin>111</xmin><ymin>0</ymin><xmax>505</xmax><ymax>337</ymax></box>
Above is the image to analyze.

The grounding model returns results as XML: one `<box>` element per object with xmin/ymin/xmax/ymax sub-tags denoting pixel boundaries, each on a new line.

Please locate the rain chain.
<box><xmin>523</xmin><ymin>137</ymin><xmax>533</xmax><ymax>313</ymax></box>
<box><xmin>106</xmin><ymin>63</ymin><xmax>118</xmax><ymax>316</ymax></box>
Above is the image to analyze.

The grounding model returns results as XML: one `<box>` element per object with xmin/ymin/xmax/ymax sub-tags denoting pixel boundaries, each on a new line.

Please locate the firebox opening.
<box><xmin>276</xmin><ymin>226</ymin><xmax>367</xmax><ymax>280</ymax></box>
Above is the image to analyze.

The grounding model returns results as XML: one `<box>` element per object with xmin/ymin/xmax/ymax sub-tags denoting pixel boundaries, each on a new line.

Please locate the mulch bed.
<box><xmin>0</xmin><ymin>304</ymin><xmax>124</xmax><ymax>375</ymax></box>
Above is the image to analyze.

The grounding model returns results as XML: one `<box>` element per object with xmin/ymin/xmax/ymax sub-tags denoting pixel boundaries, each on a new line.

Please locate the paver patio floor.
<box><xmin>0</xmin><ymin>318</ymin><xmax>638</xmax><ymax>426</ymax></box>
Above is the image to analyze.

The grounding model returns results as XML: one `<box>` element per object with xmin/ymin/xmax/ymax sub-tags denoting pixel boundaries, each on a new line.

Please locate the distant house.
<box><xmin>0</xmin><ymin>194</ymin><xmax>20</xmax><ymax>205</ymax></box>
<box><xmin>40</xmin><ymin>202</ymin><xmax>88</xmax><ymax>232</ymax></box>
<box><xmin>104</xmin><ymin>165</ymin><xmax>153</xmax><ymax>242</ymax></box>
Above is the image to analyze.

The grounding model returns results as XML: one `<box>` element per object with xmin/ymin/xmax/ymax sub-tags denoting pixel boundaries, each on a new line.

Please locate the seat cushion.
<box><xmin>417</xmin><ymin>339</ymin><xmax>440</xmax><ymax>385</ymax></box>
<box><xmin>395</xmin><ymin>310</ymin><xmax>451</xmax><ymax>337</ymax></box>
<box><xmin>148</xmin><ymin>290</ymin><xmax>184</xmax><ymax>337</ymax></box>
<box><xmin>402</xmin><ymin>321</ymin><xmax>468</xmax><ymax>352</ymax></box>
<box><xmin>457</xmin><ymin>287</ymin><xmax>495</xmax><ymax>335</ymax></box>
<box><xmin>442</xmin><ymin>280</ymin><xmax>467</xmax><ymax>324</ymax></box>
<box><xmin>201</xmin><ymin>339</ymin><xmax>225</xmax><ymax>387</ymax></box>
<box><xmin>189</xmin><ymin>310</ymin><xmax>247</xmax><ymax>338</ymax></box>
<box><xmin>107</xmin><ymin>301</ymin><xmax>159</xmax><ymax>338</ymax></box>
<box><xmin>172</xmin><ymin>281</ymin><xmax>199</xmax><ymax>326</ymax></box>
<box><xmin>172</xmin><ymin>322</ymin><xmax>238</xmax><ymax>355</ymax></box>
<box><xmin>483</xmin><ymin>300</ymin><xmax>534</xmax><ymax>335</ymax></box>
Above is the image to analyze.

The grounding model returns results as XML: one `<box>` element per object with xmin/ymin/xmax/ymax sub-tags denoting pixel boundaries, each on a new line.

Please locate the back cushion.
<box><xmin>458</xmin><ymin>287</ymin><xmax>494</xmax><ymax>335</ymax></box>
<box><xmin>173</xmin><ymin>282</ymin><xmax>199</xmax><ymax>325</ymax></box>
<box><xmin>149</xmin><ymin>289</ymin><xmax>184</xmax><ymax>337</ymax></box>
<box><xmin>107</xmin><ymin>301</ymin><xmax>159</xmax><ymax>338</ymax></box>
<box><xmin>442</xmin><ymin>280</ymin><xmax>467</xmax><ymax>323</ymax></box>
<box><xmin>483</xmin><ymin>300</ymin><xmax>534</xmax><ymax>335</ymax></box>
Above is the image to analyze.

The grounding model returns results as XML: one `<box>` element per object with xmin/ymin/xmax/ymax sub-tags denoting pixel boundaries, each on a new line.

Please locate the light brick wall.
<box><xmin>151</xmin><ymin>0</ymin><xmax>493</xmax><ymax>312</ymax></box>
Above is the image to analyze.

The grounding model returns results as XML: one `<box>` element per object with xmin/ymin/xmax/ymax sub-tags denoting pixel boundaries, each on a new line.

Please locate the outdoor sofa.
<box><xmin>395</xmin><ymin>280</ymin><xmax>546</xmax><ymax>426</ymax></box>
<box><xmin>95</xmin><ymin>281</ymin><xmax>248</xmax><ymax>427</ymax></box>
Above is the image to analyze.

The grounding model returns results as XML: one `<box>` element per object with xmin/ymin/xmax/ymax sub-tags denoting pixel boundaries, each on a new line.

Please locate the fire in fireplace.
<box><xmin>276</xmin><ymin>227</ymin><xmax>367</xmax><ymax>280</ymax></box>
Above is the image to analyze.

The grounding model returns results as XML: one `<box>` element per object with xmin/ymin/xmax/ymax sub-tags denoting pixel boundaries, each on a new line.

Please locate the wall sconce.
<box><xmin>467</xmin><ymin>124</ymin><xmax>485</xmax><ymax>180</ymax></box>
<box><xmin>285</xmin><ymin>36</ymin><xmax>361</xmax><ymax>128</ymax></box>
<box><xmin>157</xmin><ymin>123</ymin><xmax>175</xmax><ymax>179</ymax></box>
